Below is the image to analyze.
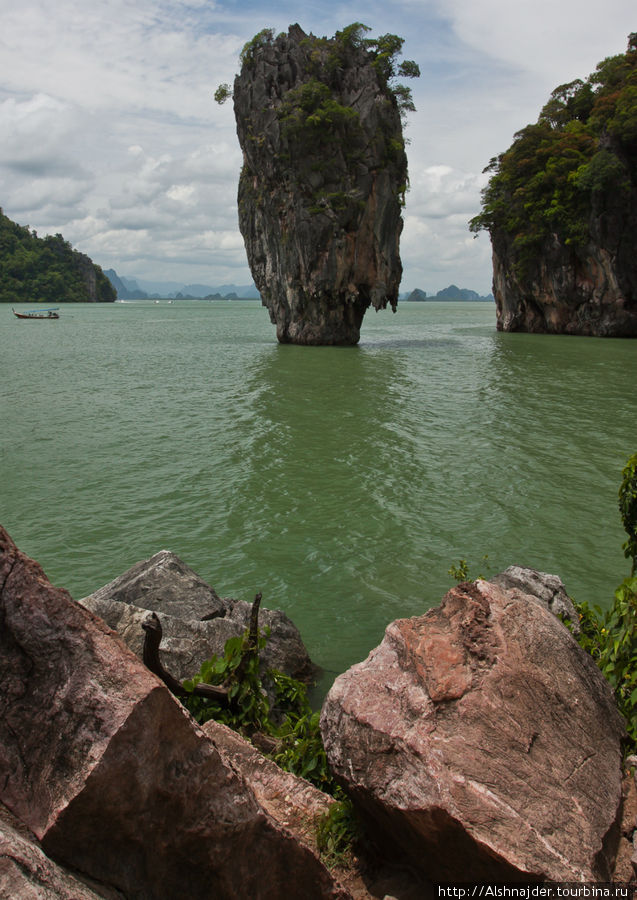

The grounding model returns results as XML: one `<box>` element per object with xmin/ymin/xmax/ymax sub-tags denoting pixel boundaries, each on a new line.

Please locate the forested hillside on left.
<box><xmin>0</xmin><ymin>209</ymin><xmax>115</xmax><ymax>303</ymax></box>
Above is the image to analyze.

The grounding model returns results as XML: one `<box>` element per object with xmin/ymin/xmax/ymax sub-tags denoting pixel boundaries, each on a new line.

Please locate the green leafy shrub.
<box><xmin>447</xmin><ymin>555</ymin><xmax>491</xmax><ymax>583</ymax></box>
<box><xmin>560</xmin><ymin>453</ymin><xmax>637</xmax><ymax>754</ymax></box>
<box><xmin>299</xmin><ymin>22</ymin><xmax>420</xmax><ymax>117</ymax></box>
<box><xmin>569</xmin><ymin>577</ymin><xmax>637</xmax><ymax>754</ymax></box>
<box><xmin>619</xmin><ymin>452</ymin><xmax>637</xmax><ymax>574</ymax></box>
<box><xmin>278</xmin><ymin>78</ymin><xmax>363</xmax><ymax>159</ymax></box>
<box><xmin>448</xmin><ymin>558</ymin><xmax>470</xmax><ymax>582</ymax></box>
<box><xmin>214</xmin><ymin>83</ymin><xmax>232</xmax><ymax>105</ymax></box>
<box><xmin>268</xmin><ymin>668</ymin><xmax>312</xmax><ymax>719</ymax></box>
<box><xmin>240</xmin><ymin>28</ymin><xmax>274</xmax><ymax>68</ymax></box>
<box><xmin>273</xmin><ymin>709</ymin><xmax>337</xmax><ymax>793</ymax></box>
<box><xmin>183</xmin><ymin>628</ymin><xmax>271</xmax><ymax>733</ymax></box>
<box><xmin>182</xmin><ymin>621</ymin><xmax>344</xmax><ymax>790</ymax></box>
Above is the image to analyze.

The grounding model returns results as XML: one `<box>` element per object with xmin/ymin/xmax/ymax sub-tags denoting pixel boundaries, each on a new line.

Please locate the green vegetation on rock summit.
<box><xmin>470</xmin><ymin>33</ymin><xmax>637</xmax><ymax>280</ymax></box>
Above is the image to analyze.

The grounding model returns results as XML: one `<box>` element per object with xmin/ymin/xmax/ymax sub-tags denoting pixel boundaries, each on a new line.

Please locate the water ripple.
<box><xmin>2</xmin><ymin>301</ymin><xmax>635</xmax><ymax>682</ymax></box>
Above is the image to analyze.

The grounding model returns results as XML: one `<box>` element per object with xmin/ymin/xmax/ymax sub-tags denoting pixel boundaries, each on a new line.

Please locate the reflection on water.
<box><xmin>2</xmin><ymin>301</ymin><xmax>635</xmax><ymax>690</ymax></box>
<box><xmin>360</xmin><ymin>337</ymin><xmax>459</xmax><ymax>351</ymax></box>
<box><xmin>225</xmin><ymin>343</ymin><xmax>411</xmax><ymax>669</ymax></box>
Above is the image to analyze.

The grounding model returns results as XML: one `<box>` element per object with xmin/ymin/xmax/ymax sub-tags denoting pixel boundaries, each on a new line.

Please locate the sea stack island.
<box><xmin>229</xmin><ymin>24</ymin><xmax>419</xmax><ymax>345</ymax></box>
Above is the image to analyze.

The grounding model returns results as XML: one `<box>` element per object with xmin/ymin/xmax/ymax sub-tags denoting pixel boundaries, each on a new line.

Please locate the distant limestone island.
<box><xmin>403</xmin><ymin>285</ymin><xmax>494</xmax><ymax>302</ymax></box>
<box><xmin>106</xmin><ymin>270</ymin><xmax>493</xmax><ymax>304</ymax></box>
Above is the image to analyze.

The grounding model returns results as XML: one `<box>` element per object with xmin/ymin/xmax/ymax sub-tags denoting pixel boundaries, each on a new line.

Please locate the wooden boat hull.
<box><xmin>13</xmin><ymin>308</ymin><xmax>59</xmax><ymax>319</ymax></box>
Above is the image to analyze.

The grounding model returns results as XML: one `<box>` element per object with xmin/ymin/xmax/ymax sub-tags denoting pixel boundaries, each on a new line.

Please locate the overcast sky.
<box><xmin>1</xmin><ymin>0</ymin><xmax>634</xmax><ymax>294</ymax></box>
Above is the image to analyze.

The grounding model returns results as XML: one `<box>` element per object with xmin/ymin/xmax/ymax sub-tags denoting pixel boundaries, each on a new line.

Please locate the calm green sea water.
<box><xmin>2</xmin><ymin>300</ymin><xmax>635</xmax><ymax>693</ymax></box>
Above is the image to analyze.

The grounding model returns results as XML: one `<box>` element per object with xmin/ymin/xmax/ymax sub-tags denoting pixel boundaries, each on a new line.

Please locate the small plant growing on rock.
<box><xmin>315</xmin><ymin>798</ymin><xmax>360</xmax><ymax>869</ymax></box>
<box><xmin>569</xmin><ymin>577</ymin><xmax>637</xmax><ymax>754</ymax></box>
<box><xmin>566</xmin><ymin>454</ymin><xmax>637</xmax><ymax>753</ymax></box>
<box><xmin>179</xmin><ymin>602</ymin><xmax>363</xmax><ymax>864</ymax></box>
<box><xmin>239</xmin><ymin>27</ymin><xmax>275</xmax><ymax>69</ymax></box>
<box><xmin>447</xmin><ymin>555</ymin><xmax>490</xmax><ymax>583</ymax></box>
<box><xmin>273</xmin><ymin>707</ymin><xmax>334</xmax><ymax>791</ymax></box>
<box><xmin>183</xmin><ymin>627</ymin><xmax>271</xmax><ymax>733</ymax></box>
<box><xmin>180</xmin><ymin>597</ymin><xmax>347</xmax><ymax>798</ymax></box>
<box><xmin>213</xmin><ymin>83</ymin><xmax>232</xmax><ymax>105</ymax></box>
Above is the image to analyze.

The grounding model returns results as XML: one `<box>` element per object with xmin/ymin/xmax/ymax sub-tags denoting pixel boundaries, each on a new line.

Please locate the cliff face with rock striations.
<box><xmin>233</xmin><ymin>25</ymin><xmax>409</xmax><ymax>345</ymax></box>
<box><xmin>73</xmin><ymin>250</ymin><xmax>116</xmax><ymax>303</ymax></box>
<box><xmin>490</xmin><ymin>191</ymin><xmax>637</xmax><ymax>336</ymax></box>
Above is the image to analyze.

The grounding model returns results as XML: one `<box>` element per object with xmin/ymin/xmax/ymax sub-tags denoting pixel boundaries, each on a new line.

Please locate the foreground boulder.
<box><xmin>321</xmin><ymin>579</ymin><xmax>625</xmax><ymax>881</ymax></box>
<box><xmin>80</xmin><ymin>549</ymin><xmax>314</xmax><ymax>681</ymax></box>
<box><xmin>233</xmin><ymin>24</ymin><xmax>410</xmax><ymax>345</ymax></box>
<box><xmin>204</xmin><ymin>720</ymin><xmax>334</xmax><ymax>849</ymax></box>
<box><xmin>0</xmin><ymin>526</ymin><xmax>348</xmax><ymax>899</ymax></box>
<box><xmin>490</xmin><ymin>565</ymin><xmax>580</xmax><ymax>634</ymax></box>
<box><xmin>202</xmin><ymin>722</ymin><xmax>430</xmax><ymax>899</ymax></box>
<box><xmin>0</xmin><ymin>802</ymin><xmax>115</xmax><ymax>900</ymax></box>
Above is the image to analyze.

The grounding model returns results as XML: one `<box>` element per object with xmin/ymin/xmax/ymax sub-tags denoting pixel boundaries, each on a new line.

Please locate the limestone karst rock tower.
<box><xmin>470</xmin><ymin>34</ymin><xmax>637</xmax><ymax>337</ymax></box>
<box><xmin>232</xmin><ymin>24</ymin><xmax>414</xmax><ymax>345</ymax></box>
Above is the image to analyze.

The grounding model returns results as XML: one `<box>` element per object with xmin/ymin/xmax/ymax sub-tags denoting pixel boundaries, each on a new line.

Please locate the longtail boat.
<box><xmin>12</xmin><ymin>307</ymin><xmax>60</xmax><ymax>319</ymax></box>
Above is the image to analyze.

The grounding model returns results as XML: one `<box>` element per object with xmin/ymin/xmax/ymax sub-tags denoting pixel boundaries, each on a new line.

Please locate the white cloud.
<box><xmin>0</xmin><ymin>0</ymin><xmax>634</xmax><ymax>290</ymax></box>
<box><xmin>0</xmin><ymin>94</ymin><xmax>84</xmax><ymax>173</ymax></box>
<box><xmin>437</xmin><ymin>0</ymin><xmax>635</xmax><ymax>86</ymax></box>
<box><xmin>1</xmin><ymin>0</ymin><xmax>243</xmax><ymax>116</ymax></box>
<box><xmin>166</xmin><ymin>184</ymin><xmax>196</xmax><ymax>204</ymax></box>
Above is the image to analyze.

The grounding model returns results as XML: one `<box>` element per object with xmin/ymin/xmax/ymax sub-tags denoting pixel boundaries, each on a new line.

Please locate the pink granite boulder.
<box><xmin>320</xmin><ymin>579</ymin><xmax>625</xmax><ymax>882</ymax></box>
<box><xmin>0</xmin><ymin>526</ymin><xmax>346</xmax><ymax>899</ymax></box>
<box><xmin>0</xmin><ymin>801</ymin><xmax>115</xmax><ymax>900</ymax></box>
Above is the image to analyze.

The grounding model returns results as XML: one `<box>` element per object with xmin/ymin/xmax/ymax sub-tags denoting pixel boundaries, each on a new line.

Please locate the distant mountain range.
<box><xmin>105</xmin><ymin>270</ymin><xmax>493</xmax><ymax>303</ymax></box>
<box><xmin>104</xmin><ymin>270</ymin><xmax>260</xmax><ymax>300</ymax></box>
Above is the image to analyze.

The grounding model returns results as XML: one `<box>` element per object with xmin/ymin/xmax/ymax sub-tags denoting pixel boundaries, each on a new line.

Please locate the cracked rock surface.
<box><xmin>320</xmin><ymin>579</ymin><xmax>625</xmax><ymax>882</ymax></box>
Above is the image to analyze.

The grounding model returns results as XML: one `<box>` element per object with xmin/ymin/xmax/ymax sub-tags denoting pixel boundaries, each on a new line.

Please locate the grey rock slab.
<box><xmin>80</xmin><ymin>549</ymin><xmax>314</xmax><ymax>681</ymax></box>
<box><xmin>81</xmin><ymin>548</ymin><xmax>227</xmax><ymax>620</ymax></box>
<box><xmin>489</xmin><ymin>565</ymin><xmax>580</xmax><ymax>634</ymax></box>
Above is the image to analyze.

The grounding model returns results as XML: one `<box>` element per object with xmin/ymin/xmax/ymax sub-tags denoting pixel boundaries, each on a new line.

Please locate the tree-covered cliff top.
<box><xmin>470</xmin><ymin>33</ymin><xmax>637</xmax><ymax>275</ymax></box>
<box><xmin>0</xmin><ymin>208</ymin><xmax>115</xmax><ymax>304</ymax></box>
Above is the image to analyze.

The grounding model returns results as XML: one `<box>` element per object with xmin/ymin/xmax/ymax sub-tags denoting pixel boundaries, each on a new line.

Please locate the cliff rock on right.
<box><xmin>471</xmin><ymin>33</ymin><xmax>637</xmax><ymax>336</ymax></box>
